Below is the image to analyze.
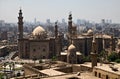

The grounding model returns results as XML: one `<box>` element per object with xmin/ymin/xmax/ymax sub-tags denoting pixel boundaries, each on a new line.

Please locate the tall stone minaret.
<box><xmin>55</xmin><ymin>21</ymin><xmax>58</xmax><ymax>39</ymax></box>
<box><xmin>91</xmin><ymin>36</ymin><xmax>97</xmax><ymax>68</ymax></box>
<box><xmin>54</xmin><ymin>22</ymin><xmax>61</xmax><ymax>58</ymax></box>
<box><xmin>18</xmin><ymin>8</ymin><xmax>23</xmax><ymax>39</ymax></box>
<box><xmin>68</xmin><ymin>12</ymin><xmax>72</xmax><ymax>36</ymax></box>
<box><xmin>92</xmin><ymin>36</ymin><xmax>97</xmax><ymax>53</ymax></box>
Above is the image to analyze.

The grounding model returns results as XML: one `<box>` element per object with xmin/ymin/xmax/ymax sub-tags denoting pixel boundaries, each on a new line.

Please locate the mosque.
<box><xmin>18</xmin><ymin>9</ymin><xmax>62</xmax><ymax>59</ymax></box>
<box><xmin>18</xmin><ymin>9</ymin><xmax>117</xmax><ymax>64</ymax></box>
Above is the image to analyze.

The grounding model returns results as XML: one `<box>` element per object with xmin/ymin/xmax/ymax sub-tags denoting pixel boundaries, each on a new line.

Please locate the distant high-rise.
<box><xmin>46</xmin><ymin>19</ymin><xmax>51</xmax><ymax>24</ymax></box>
<box><xmin>101</xmin><ymin>19</ymin><xmax>105</xmax><ymax>24</ymax></box>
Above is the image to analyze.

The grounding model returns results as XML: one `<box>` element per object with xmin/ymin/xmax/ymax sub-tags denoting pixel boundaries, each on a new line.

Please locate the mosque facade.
<box><xmin>18</xmin><ymin>9</ymin><xmax>61</xmax><ymax>59</ymax></box>
<box><xmin>18</xmin><ymin>9</ymin><xmax>117</xmax><ymax>64</ymax></box>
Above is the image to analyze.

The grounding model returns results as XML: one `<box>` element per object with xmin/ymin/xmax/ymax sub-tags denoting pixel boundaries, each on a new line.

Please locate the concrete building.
<box><xmin>0</xmin><ymin>46</ymin><xmax>8</xmax><ymax>57</ymax></box>
<box><xmin>93</xmin><ymin>64</ymin><xmax>120</xmax><ymax>79</ymax></box>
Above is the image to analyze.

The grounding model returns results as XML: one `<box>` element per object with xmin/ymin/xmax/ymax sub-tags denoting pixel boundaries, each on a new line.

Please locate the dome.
<box><xmin>117</xmin><ymin>41</ymin><xmax>120</xmax><ymax>45</ymax></box>
<box><xmin>33</xmin><ymin>26</ymin><xmax>45</xmax><ymax>36</ymax></box>
<box><xmin>32</xmin><ymin>26</ymin><xmax>47</xmax><ymax>39</ymax></box>
<box><xmin>68</xmin><ymin>44</ymin><xmax>76</xmax><ymax>52</ymax></box>
<box><xmin>87</xmin><ymin>29</ymin><xmax>93</xmax><ymax>35</ymax></box>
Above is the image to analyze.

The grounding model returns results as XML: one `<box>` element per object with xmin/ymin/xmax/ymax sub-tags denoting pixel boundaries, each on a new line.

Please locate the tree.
<box><xmin>83</xmin><ymin>55</ymin><xmax>91</xmax><ymax>62</ymax></box>
<box><xmin>52</xmin><ymin>56</ymin><xmax>57</xmax><ymax>61</ymax></box>
<box><xmin>39</xmin><ymin>59</ymin><xmax>42</xmax><ymax>63</ymax></box>
<box><xmin>115</xmin><ymin>59</ymin><xmax>120</xmax><ymax>63</ymax></box>
<box><xmin>108</xmin><ymin>52</ymin><xmax>118</xmax><ymax>62</ymax></box>
<box><xmin>98</xmin><ymin>50</ymin><xmax>107</xmax><ymax>62</ymax></box>
<box><xmin>0</xmin><ymin>73</ymin><xmax>3</xmax><ymax>79</ymax></box>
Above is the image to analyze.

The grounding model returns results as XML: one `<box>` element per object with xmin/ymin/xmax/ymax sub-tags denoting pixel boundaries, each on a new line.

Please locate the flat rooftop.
<box><xmin>42</xmin><ymin>72</ymin><xmax>101</xmax><ymax>79</ymax></box>
<box><xmin>40</xmin><ymin>69</ymin><xmax>66</xmax><ymax>76</ymax></box>
<box><xmin>95</xmin><ymin>63</ymin><xmax>120</xmax><ymax>75</ymax></box>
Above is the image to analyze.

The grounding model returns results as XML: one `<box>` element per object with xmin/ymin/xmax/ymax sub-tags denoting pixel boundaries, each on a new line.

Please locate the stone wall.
<box><xmin>55</xmin><ymin>66</ymin><xmax>73</xmax><ymax>73</ymax></box>
<box><xmin>23</xmin><ymin>64</ymin><xmax>45</xmax><ymax>76</ymax></box>
<box><xmin>93</xmin><ymin>67</ymin><xmax>120</xmax><ymax>79</ymax></box>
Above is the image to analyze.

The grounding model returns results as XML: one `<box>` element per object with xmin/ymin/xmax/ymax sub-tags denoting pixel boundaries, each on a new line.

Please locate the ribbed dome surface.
<box><xmin>68</xmin><ymin>44</ymin><xmax>76</xmax><ymax>52</ymax></box>
<box><xmin>32</xmin><ymin>26</ymin><xmax>46</xmax><ymax>36</ymax></box>
<box><xmin>118</xmin><ymin>41</ymin><xmax>120</xmax><ymax>45</ymax></box>
<box><xmin>87</xmin><ymin>29</ymin><xmax>93</xmax><ymax>35</ymax></box>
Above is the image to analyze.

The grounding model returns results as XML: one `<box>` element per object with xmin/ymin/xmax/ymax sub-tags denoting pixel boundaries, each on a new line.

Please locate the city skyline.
<box><xmin>0</xmin><ymin>0</ymin><xmax>120</xmax><ymax>23</ymax></box>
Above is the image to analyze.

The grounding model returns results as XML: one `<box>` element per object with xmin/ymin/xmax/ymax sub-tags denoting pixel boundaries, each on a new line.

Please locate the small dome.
<box><xmin>117</xmin><ymin>40</ymin><xmax>120</xmax><ymax>45</ymax></box>
<box><xmin>32</xmin><ymin>26</ymin><xmax>47</xmax><ymax>39</ymax></box>
<box><xmin>68</xmin><ymin>44</ymin><xmax>76</xmax><ymax>52</ymax></box>
<box><xmin>87</xmin><ymin>29</ymin><xmax>93</xmax><ymax>35</ymax></box>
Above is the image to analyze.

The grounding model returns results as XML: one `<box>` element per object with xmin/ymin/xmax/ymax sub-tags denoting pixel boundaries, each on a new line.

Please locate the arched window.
<box><xmin>43</xmin><ymin>56</ymin><xmax>45</xmax><ymax>59</ymax></box>
<box><xmin>99</xmin><ymin>73</ymin><xmax>101</xmax><ymax>78</ymax></box>
<box><xmin>95</xmin><ymin>71</ymin><xmax>97</xmax><ymax>77</ymax></box>
<box><xmin>33</xmin><ymin>49</ymin><xmax>36</xmax><ymax>52</ymax></box>
<box><xmin>106</xmin><ymin>75</ymin><xmax>109</xmax><ymax>79</ymax></box>
<box><xmin>43</xmin><ymin>48</ymin><xmax>46</xmax><ymax>52</ymax></box>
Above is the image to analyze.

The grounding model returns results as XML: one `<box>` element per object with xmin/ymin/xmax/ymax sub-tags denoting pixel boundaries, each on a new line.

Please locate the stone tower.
<box><xmin>18</xmin><ymin>8</ymin><xmax>24</xmax><ymax>58</ymax></box>
<box><xmin>18</xmin><ymin>8</ymin><xmax>23</xmax><ymax>39</ymax></box>
<box><xmin>68</xmin><ymin>13</ymin><xmax>77</xmax><ymax>44</ymax></box>
<box><xmin>91</xmin><ymin>36</ymin><xmax>97</xmax><ymax>68</ymax></box>
<box><xmin>55</xmin><ymin>21</ymin><xmax>58</xmax><ymax>39</ymax></box>
<box><xmin>54</xmin><ymin>22</ymin><xmax>61</xmax><ymax>58</ymax></box>
<box><xmin>68</xmin><ymin>12</ymin><xmax>72</xmax><ymax>36</ymax></box>
<box><xmin>67</xmin><ymin>41</ymin><xmax>77</xmax><ymax>64</ymax></box>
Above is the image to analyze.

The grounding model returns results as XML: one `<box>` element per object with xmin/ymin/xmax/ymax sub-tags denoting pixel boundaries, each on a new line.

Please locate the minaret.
<box><xmin>68</xmin><ymin>12</ymin><xmax>72</xmax><ymax>36</ymax></box>
<box><xmin>54</xmin><ymin>22</ymin><xmax>61</xmax><ymax>59</ymax></box>
<box><xmin>91</xmin><ymin>36</ymin><xmax>97</xmax><ymax>68</ymax></box>
<box><xmin>92</xmin><ymin>36</ymin><xmax>97</xmax><ymax>53</ymax></box>
<box><xmin>18</xmin><ymin>8</ymin><xmax>23</xmax><ymax>39</ymax></box>
<box><xmin>55</xmin><ymin>21</ymin><xmax>58</xmax><ymax>38</ymax></box>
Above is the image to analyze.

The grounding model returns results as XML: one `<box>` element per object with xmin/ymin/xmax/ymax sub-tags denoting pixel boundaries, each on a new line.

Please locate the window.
<box><xmin>98</xmin><ymin>73</ymin><xmax>101</xmax><ymax>78</ymax></box>
<box><xmin>95</xmin><ymin>71</ymin><xmax>97</xmax><ymax>77</ymax></box>
<box><xmin>43</xmin><ymin>56</ymin><xmax>45</xmax><ymax>59</ymax></box>
<box><xmin>33</xmin><ymin>49</ymin><xmax>36</xmax><ymax>52</ymax></box>
<box><xmin>106</xmin><ymin>75</ymin><xmax>109</xmax><ymax>79</ymax></box>
<box><xmin>43</xmin><ymin>48</ymin><xmax>46</xmax><ymax>52</ymax></box>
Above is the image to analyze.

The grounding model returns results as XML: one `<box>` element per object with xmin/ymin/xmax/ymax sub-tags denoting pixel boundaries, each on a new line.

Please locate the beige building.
<box><xmin>93</xmin><ymin>64</ymin><xmax>120</xmax><ymax>79</ymax></box>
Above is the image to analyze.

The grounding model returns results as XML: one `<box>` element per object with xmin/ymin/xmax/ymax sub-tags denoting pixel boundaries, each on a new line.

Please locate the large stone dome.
<box><xmin>117</xmin><ymin>40</ymin><xmax>120</xmax><ymax>46</ymax></box>
<box><xmin>68</xmin><ymin>44</ymin><xmax>76</xmax><ymax>52</ymax></box>
<box><xmin>87</xmin><ymin>29</ymin><xmax>93</xmax><ymax>35</ymax></box>
<box><xmin>32</xmin><ymin>26</ymin><xmax>47</xmax><ymax>39</ymax></box>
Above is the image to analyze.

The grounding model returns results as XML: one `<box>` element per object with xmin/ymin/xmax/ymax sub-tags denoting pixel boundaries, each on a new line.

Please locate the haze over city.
<box><xmin>0</xmin><ymin>0</ymin><xmax>120</xmax><ymax>23</ymax></box>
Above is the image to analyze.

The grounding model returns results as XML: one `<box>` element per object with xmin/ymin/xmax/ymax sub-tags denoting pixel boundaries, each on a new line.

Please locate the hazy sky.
<box><xmin>0</xmin><ymin>0</ymin><xmax>120</xmax><ymax>23</ymax></box>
